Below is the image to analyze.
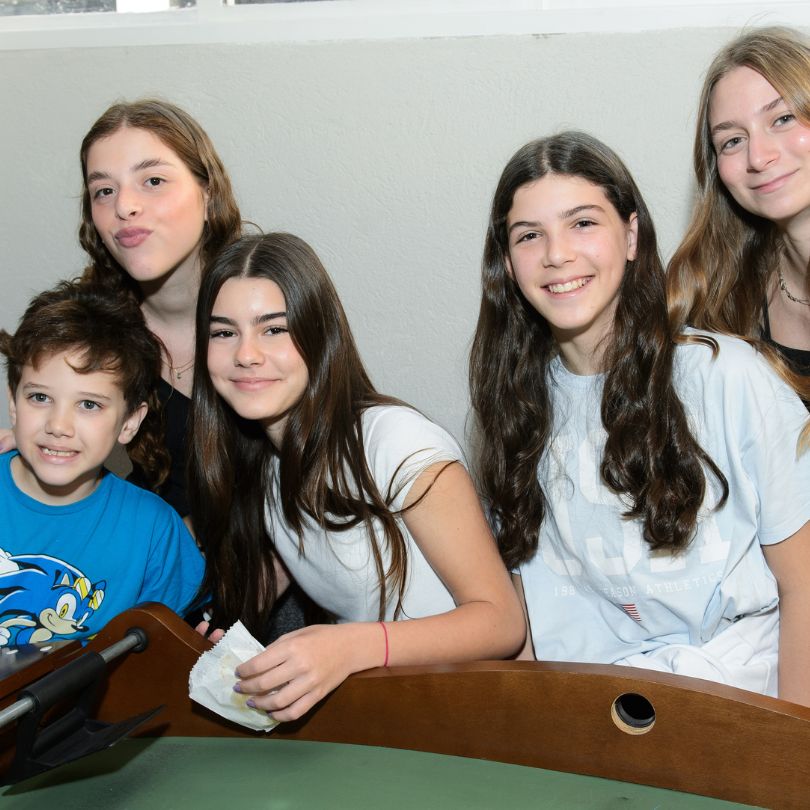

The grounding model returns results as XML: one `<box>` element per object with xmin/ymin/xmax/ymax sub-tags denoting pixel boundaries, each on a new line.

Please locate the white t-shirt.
<box><xmin>267</xmin><ymin>405</ymin><xmax>461</xmax><ymax>622</ymax></box>
<box><xmin>520</xmin><ymin>331</ymin><xmax>810</xmax><ymax>695</ymax></box>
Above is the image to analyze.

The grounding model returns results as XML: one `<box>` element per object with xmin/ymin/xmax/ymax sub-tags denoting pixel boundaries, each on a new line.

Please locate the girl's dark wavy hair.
<box><xmin>469</xmin><ymin>131</ymin><xmax>728</xmax><ymax>570</ymax></box>
<box><xmin>189</xmin><ymin>232</ymin><xmax>418</xmax><ymax>638</ymax></box>
<box><xmin>0</xmin><ymin>280</ymin><xmax>169</xmax><ymax>486</ymax></box>
<box><xmin>78</xmin><ymin>98</ymin><xmax>242</xmax><ymax>300</ymax></box>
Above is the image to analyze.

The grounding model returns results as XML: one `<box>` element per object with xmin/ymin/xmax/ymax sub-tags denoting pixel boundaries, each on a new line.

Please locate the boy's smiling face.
<box><xmin>8</xmin><ymin>350</ymin><xmax>146</xmax><ymax>505</ymax></box>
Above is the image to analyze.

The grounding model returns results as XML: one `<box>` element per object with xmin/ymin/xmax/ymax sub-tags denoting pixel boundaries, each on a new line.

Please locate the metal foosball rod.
<box><xmin>0</xmin><ymin>626</ymin><xmax>147</xmax><ymax>731</ymax></box>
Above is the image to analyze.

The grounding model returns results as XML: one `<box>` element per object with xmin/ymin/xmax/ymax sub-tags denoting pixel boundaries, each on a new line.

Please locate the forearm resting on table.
<box><xmin>346</xmin><ymin>601</ymin><xmax>526</xmax><ymax>675</ymax></box>
<box><xmin>257</xmin><ymin>599</ymin><xmax>525</xmax><ymax>697</ymax></box>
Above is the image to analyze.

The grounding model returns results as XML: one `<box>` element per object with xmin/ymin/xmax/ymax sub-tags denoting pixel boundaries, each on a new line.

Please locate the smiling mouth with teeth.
<box><xmin>41</xmin><ymin>448</ymin><xmax>77</xmax><ymax>457</ymax></box>
<box><xmin>546</xmin><ymin>277</ymin><xmax>591</xmax><ymax>294</ymax></box>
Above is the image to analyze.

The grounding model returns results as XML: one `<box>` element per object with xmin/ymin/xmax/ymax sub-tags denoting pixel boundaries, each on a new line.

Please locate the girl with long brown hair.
<box><xmin>190</xmin><ymin>232</ymin><xmax>524</xmax><ymax>722</ymax></box>
<box><xmin>77</xmin><ymin>97</ymin><xmax>242</xmax><ymax>515</ymax></box>
<box><xmin>668</xmin><ymin>27</ymin><xmax>810</xmax><ymax>397</ymax></box>
<box><xmin>470</xmin><ymin>131</ymin><xmax>810</xmax><ymax>704</ymax></box>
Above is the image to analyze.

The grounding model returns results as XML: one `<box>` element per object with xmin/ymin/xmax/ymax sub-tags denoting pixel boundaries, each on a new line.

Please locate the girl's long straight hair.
<box><xmin>470</xmin><ymin>131</ymin><xmax>727</xmax><ymax>569</ymax></box>
<box><xmin>667</xmin><ymin>27</ymin><xmax>810</xmax><ymax>405</ymax></box>
<box><xmin>189</xmin><ymin>233</ymin><xmax>414</xmax><ymax>637</ymax></box>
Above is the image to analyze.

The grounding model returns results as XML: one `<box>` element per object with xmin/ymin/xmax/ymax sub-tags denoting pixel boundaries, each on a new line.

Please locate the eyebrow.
<box><xmin>210</xmin><ymin>312</ymin><xmax>287</xmax><ymax>326</ymax></box>
<box><xmin>86</xmin><ymin>158</ymin><xmax>175</xmax><ymax>185</ymax></box>
<box><xmin>508</xmin><ymin>204</ymin><xmax>605</xmax><ymax>233</ymax></box>
<box><xmin>710</xmin><ymin>96</ymin><xmax>785</xmax><ymax>136</ymax></box>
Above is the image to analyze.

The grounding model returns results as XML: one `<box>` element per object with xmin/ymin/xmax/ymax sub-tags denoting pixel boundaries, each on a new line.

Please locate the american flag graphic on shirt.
<box><xmin>621</xmin><ymin>603</ymin><xmax>642</xmax><ymax>622</ymax></box>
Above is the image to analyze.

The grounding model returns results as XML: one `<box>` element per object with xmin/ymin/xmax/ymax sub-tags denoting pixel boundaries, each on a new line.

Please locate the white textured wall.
<box><xmin>0</xmin><ymin>29</ymin><xmax>795</xmax><ymax>448</ymax></box>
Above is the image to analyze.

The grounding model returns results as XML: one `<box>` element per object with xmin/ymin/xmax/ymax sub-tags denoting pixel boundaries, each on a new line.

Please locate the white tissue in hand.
<box><xmin>188</xmin><ymin>621</ymin><xmax>279</xmax><ymax>732</ymax></box>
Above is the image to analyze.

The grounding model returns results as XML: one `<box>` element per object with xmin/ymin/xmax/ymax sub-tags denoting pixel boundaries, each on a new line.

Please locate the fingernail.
<box><xmin>233</xmin><ymin>683</ymin><xmax>242</xmax><ymax>693</ymax></box>
<box><xmin>246</xmin><ymin>699</ymin><xmax>256</xmax><ymax>708</ymax></box>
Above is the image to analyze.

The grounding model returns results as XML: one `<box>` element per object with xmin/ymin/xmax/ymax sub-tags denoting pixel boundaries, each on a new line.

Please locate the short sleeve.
<box><xmin>140</xmin><ymin>505</ymin><xmax>205</xmax><ymax>616</ymax></box>
<box><xmin>729</xmin><ymin>347</ymin><xmax>810</xmax><ymax>545</ymax></box>
<box><xmin>362</xmin><ymin>406</ymin><xmax>464</xmax><ymax>511</ymax></box>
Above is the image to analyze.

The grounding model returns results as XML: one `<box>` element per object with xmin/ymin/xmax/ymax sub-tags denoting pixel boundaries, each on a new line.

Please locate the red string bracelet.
<box><xmin>379</xmin><ymin>621</ymin><xmax>389</xmax><ymax>667</ymax></box>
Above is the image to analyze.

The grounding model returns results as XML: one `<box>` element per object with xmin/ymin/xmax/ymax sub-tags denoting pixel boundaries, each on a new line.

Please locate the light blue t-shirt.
<box><xmin>0</xmin><ymin>451</ymin><xmax>204</xmax><ymax>645</ymax></box>
<box><xmin>520</xmin><ymin>332</ymin><xmax>810</xmax><ymax>678</ymax></box>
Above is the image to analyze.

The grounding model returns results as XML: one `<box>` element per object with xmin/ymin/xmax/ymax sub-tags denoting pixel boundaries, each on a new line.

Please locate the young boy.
<box><xmin>0</xmin><ymin>280</ymin><xmax>203</xmax><ymax>645</ymax></box>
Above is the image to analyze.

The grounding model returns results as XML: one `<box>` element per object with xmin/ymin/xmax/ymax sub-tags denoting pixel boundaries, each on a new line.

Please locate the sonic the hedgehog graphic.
<box><xmin>0</xmin><ymin>549</ymin><xmax>105</xmax><ymax>645</ymax></box>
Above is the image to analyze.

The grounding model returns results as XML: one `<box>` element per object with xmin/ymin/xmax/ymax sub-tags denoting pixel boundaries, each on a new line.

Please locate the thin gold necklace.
<box><xmin>167</xmin><ymin>355</ymin><xmax>195</xmax><ymax>380</ymax></box>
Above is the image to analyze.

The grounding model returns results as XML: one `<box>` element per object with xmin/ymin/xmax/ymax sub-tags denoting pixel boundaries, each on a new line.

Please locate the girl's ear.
<box><xmin>626</xmin><ymin>213</ymin><xmax>639</xmax><ymax>261</ymax></box>
<box><xmin>504</xmin><ymin>252</ymin><xmax>515</xmax><ymax>279</ymax></box>
<box><xmin>117</xmin><ymin>402</ymin><xmax>148</xmax><ymax>446</ymax></box>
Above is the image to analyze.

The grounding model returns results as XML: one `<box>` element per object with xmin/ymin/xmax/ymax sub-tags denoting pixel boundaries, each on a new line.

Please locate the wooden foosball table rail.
<box><xmin>3</xmin><ymin>603</ymin><xmax>810</xmax><ymax>808</ymax></box>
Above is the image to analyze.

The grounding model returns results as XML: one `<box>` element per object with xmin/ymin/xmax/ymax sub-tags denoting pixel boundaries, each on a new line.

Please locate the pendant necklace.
<box><xmin>168</xmin><ymin>355</ymin><xmax>195</xmax><ymax>380</ymax></box>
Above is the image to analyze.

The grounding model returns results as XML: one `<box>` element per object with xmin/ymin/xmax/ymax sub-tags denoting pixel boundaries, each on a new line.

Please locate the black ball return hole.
<box><xmin>611</xmin><ymin>692</ymin><xmax>656</xmax><ymax>735</ymax></box>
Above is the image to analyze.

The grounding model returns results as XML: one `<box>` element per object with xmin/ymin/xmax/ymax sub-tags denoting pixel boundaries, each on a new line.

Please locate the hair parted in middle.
<box><xmin>667</xmin><ymin>26</ymin><xmax>810</xmax><ymax>405</ymax></box>
<box><xmin>189</xmin><ymin>232</ymin><xmax>417</xmax><ymax>638</ymax></box>
<box><xmin>0</xmin><ymin>279</ymin><xmax>169</xmax><ymax>487</ymax></box>
<box><xmin>469</xmin><ymin>130</ymin><xmax>727</xmax><ymax>570</ymax></box>
<box><xmin>78</xmin><ymin>97</ymin><xmax>242</xmax><ymax>300</ymax></box>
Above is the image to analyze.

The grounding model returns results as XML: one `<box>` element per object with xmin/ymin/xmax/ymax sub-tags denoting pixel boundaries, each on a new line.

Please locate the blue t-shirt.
<box><xmin>0</xmin><ymin>451</ymin><xmax>204</xmax><ymax>645</ymax></box>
